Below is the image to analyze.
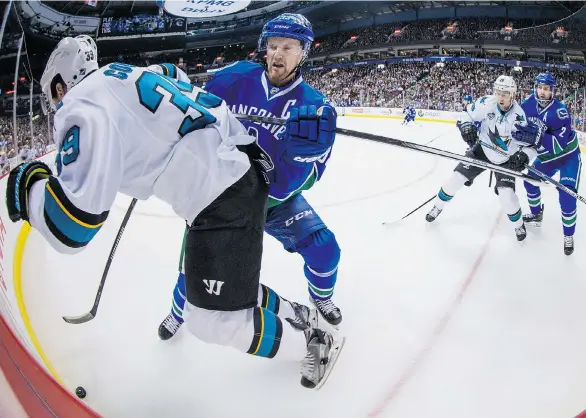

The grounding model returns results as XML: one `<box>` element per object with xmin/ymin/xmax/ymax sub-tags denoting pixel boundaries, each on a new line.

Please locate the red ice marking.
<box><xmin>367</xmin><ymin>210</ymin><xmax>502</xmax><ymax>418</ymax></box>
<box><xmin>574</xmin><ymin>410</ymin><xmax>586</xmax><ymax>418</ymax></box>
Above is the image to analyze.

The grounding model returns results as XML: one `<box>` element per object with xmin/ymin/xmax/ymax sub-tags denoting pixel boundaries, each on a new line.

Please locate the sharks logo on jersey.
<box><xmin>488</xmin><ymin>125</ymin><xmax>510</xmax><ymax>151</ymax></box>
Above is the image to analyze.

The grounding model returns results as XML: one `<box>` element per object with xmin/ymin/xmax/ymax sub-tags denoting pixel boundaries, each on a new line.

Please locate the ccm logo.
<box><xmin>285</xmin><ymin>210</ymin><xmax>313</xmax><ymax>227</ymax></box>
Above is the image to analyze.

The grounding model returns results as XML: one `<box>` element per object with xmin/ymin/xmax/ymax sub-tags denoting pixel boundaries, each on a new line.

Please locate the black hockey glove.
<box><xmin>508</xmin><ymin>150</ymin><xmax>529</xmax><ymax>172</ymax></box>
<box><xmin>457</xmin><ymin>121</ymin><xmax>478</xmax><ymax>147</ymax></box>
<box><xmin>6</xmin><ymin>161</ymin><xmax>52</xmax><ymax>222</ymax></box>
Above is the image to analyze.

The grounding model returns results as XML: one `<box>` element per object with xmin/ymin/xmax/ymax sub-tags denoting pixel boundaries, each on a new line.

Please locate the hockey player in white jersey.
<box><xmin>425</xmin><ymin>75</ymin><xmax>543</xmax><ymax>241</ymax></box>
<box><xmin>5</xmin><ymin>36</ymin><xmax>342</xmax><ymax>389</ymax></box>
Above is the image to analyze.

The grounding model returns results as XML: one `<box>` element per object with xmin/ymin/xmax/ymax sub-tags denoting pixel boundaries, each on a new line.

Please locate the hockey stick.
<box><xmin>480</xmin><ymin>140</ymin><xmax>586</xmax><ymax>205</ymax></box>
<box><xmin>381</xmin><ymin>131</ymin><xmax>456</xmax><ymax>225</ymax></box>
<box><xmin>382</xmin><ymin>195</ymin><xmax>435</xmax><ymax>226</ymax></box>
<box><xmin>234</xmin><ymin>113</ymin><xmax>543</xmax><ymax>185</ymax></box>
<box><xmin>62</xmin><ymin>198</ymin><xmax>137</xmax><ymax>324</ymax></box>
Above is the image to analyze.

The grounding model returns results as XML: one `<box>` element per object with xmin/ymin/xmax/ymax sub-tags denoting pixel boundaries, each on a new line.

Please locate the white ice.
<box><xmin>22</xmin><ymin>117</ymin><xmax>586</xmax><ymax>418</ymax></box>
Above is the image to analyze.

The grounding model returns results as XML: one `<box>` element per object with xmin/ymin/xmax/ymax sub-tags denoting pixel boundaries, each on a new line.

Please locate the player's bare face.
<box><xmin>266</xmin><ymin>37</ymin><xmax>303</xmax><ymax>86</ymax></box>
<box><xmin>494</xmin><ymin>90</ymin><xmax>513</xmax><ymax>111</ymax></box>
<box><xmin>536</xmin><ymin>84</ymin><xmax>553</xmax><ymax>101</ymax></box>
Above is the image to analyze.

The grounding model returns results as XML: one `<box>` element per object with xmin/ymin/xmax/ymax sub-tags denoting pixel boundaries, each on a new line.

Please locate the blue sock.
<box><xmin>170</xmin><ymin>271</ymin><xmax>186</xmax><ymax>323</ymax></box>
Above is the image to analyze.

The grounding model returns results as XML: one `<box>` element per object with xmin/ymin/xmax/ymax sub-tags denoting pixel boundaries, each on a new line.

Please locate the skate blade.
<box><xmin>314</xmin><ymin>336</ymin><xmax>346</xmax><ymax>390</ymax></box>
<box><xmin>524</xmin><ymin>222</ymin><xmax>542</xmax><ymax>228</ymax></box>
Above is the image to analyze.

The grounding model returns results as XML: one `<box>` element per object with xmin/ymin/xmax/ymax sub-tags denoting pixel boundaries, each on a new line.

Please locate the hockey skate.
<box><xmin>515</xmin><ymin>223</ymin><xmax>527</xmax><ymax>242</ymax></box>
<box><xmin>300</xmin><ymin>328</ymin><xmax>345</xmax><ymax>390</ymax></box>
<box><xmin>425</xmin><ymin>205</ymin><xmax>442</xmax><ymax>222</ymax></box>
<box><xmin>564</xmin><ymin>235</ymin><xmax>574</xmax><ymax>256</ymax></box>
<box><xmin>158</xmin><ymin>314</ymin><xmax>183</xmax><ymax>341</ymax></box>
<box><xmin>310</xmin><ymin>297</ymin><xmax>342</xmax><ymax>328</ymax></box>
<box><xmin>523</xmin><ymin>204</ymin><xmax>544</xmax><ymax>227</ymax></box>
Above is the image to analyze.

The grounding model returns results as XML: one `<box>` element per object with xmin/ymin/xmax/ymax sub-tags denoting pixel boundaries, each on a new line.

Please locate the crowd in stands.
<box><xmin>311</xmin><ymin>16</ymin><xmax>586</xmax><ymax>56</ymax></box>
<box><xmin>0</xmin><ymin>115</ymin><xmax>54</xmax><ymax>175</ymax></box>
<box><xmin>303</xmin><ymin>61</ymin><xmax>586</xmax><ymax>131</ymax></box>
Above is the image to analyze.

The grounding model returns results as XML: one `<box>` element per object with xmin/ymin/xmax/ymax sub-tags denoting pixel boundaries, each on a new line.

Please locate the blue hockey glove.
<box><xmin>282</xmin><ymin>105</ymin><xmax>336</xmax><ymax>166</ymax></box>
<box><xmin>457</xmin><ymin>121</ymin><xmax>478</xmax><ymax>147</ymax></box>
<box><xmin>6</xmin><ymin>161</ymin><xmax>52</xmax><ymax>222</ymax></box>
<box><xmin>508</xmin><ymin>150</ymin><xmax>530</xmax><ymax>171</ymax></box>
<box><xmin>512</xmin><ymin>120</ymin><xmax>545</xmax><ymax>147</ymax></box>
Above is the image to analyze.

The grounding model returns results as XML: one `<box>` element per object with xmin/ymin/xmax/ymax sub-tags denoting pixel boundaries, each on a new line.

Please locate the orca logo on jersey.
<box><xmin>203</xmin><ymin>280</ymin><xmax>224</xmax><ymax>295</ymax></box>
<box><xmin>488</xmin><ymin>125</ymin><xmax>509</xmax><ymax>151</ymax></box>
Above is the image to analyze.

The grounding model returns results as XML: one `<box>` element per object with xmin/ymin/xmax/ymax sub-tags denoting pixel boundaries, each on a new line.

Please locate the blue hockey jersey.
<box><xmin>403</xmin><ymin>105</ymin><xmax>416</xmax><ymax>117</ymax></box>
<box><xmin>521</xmin><ymin>94</ymin><xmax>579</xmax><ymax>163</ymax></box>
<box><xmin>204</xmin><ymin>61</ymin><xmax>334</xmax><ymax>208</ymax></box>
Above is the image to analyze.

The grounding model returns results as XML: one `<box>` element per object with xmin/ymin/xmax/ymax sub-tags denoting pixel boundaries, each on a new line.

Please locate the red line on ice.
<box><xmin>367</xmin><ymin>210</ymin><xmax>502</xmax><ymax>418</ymax></box>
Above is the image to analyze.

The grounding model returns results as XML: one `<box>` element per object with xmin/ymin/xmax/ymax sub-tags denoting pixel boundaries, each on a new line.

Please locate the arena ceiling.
<box><xmin>40</xmin><ymin>1</ymin><xmax>281</xmax><ymax>17</ymax></box>
<box><xmin>40</xmin><ymin>1</ymin><xmax>585</xmax><ymax>21</ymax></box>
<box><xmin>311</xmin><ymin>1</ymin><xmax>585</xmax><ymax>24</ymax></box>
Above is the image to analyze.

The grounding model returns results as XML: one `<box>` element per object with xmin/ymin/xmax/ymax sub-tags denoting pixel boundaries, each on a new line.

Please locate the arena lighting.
<box><xmin>315</xmin><ymin>42</ymin><xmax>320</xmax><ymax>47</ymax></box>
<box><xmin>350</xmin><ymin>36</ymin><xmax>357</xmax><ymax>40</ymax></box>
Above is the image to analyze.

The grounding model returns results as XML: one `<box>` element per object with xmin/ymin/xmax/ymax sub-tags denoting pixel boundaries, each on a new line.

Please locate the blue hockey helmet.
<box><xmin>258</xmin><ymin>13</ymin><xmax>314</xmax><ymax>62</ymax></box>
<box><xmin>534</xmin><ymin>73</ymin><xmax>556</xmax><ymax>106</ymax></box>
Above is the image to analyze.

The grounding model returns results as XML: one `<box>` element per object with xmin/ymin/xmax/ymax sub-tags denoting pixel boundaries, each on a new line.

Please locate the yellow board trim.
<box><xmin>344</xmin><ymin>113</ymin><xmax>457</xmax><ymax>124</ymax></box>
<box><xmin>46</xmin><ymin>183</ymin><xmax>105</xmax><ymax>229</ymax></box>
<box><xmin>13</xmin><ymin>222</ymin><xmax>65</xmax><ymax>386</ymax></box>
<box><xmin>251</xmin><ymin>307</ymin><xmax>265</xmax><ymax>356</ymax></box>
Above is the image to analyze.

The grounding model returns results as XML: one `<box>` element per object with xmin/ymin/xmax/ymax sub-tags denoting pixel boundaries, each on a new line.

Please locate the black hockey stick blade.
<box><xmin>62</xmin><ymin>198</ymin><xmax>137</xmax><ymax>325</ymax></box>
<box><xmin>62</xmin><ymin>312</ymin><xmax>95</xmax><ymax>325</ymax></box>
<box><xmin>382</xmin><ymin>195</ymin><xmax>435</xmax><ymax>226</ymax></box>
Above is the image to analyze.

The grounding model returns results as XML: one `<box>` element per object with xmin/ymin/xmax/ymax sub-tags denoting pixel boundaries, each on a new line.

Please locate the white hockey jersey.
<box><xmin>27</xmin><ymin>62</ymin><xmax>255</xmax><ymax>254</ymax></box>
<box><xmin>459</xmin><ymin>95</ymin><xmax>528</xmax><ymax>165</ymax></box>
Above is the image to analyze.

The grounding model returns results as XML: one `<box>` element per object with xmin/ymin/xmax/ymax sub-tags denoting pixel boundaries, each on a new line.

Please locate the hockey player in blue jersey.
<box><xmin>515</xmin><ymin>73</ymin><xmax>581</xmax><ymax>255</ymax></box>
<box><xmin>402</xmin><ymin>104</ymin><xmax>416</xmax><ymax>125</ymax></box>
<box><xmin>158</xmin><ymin>13</ymin><xmax>343</xmax><ymax>342</ymax></box>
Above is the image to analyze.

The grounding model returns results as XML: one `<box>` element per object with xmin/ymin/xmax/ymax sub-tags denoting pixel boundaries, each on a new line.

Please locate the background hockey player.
<box><xmin>402</xmin><ymin>104</ymin><xmax>416</xmax><ymax>125</ymax></box>
<box><xmin>425</xmin><ymin>75</ymin><xmax>543</xmax><ymax>241</ymax></box>
<box><xmin>158</xmin><ymin>13</ymin><xmax>343</xmax><ymax>342</ymax></box>
<box><xmin>7</xmin><ymin>35</ymin><xmax>342</xmax><ymax>389</ymax></box>
<box><xmin>517</xmin><ymin>73</ymin><xmax>581</xmax><ymax>255</ymax></box>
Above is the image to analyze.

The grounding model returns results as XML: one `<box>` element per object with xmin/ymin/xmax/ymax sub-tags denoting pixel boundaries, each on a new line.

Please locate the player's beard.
<box><xmin>267</xmin><ymin>57</ymin><xmax>300</xmax><ymax>87</ymax></box>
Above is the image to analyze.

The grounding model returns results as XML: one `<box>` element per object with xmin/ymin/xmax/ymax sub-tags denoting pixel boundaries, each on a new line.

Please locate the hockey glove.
<box><xmin>281</xmin><ymin>105</ymin><xmax>336</xmax><ymax>166</ymax></box>
<box><xmin>512</xmin><ymin>120</ymin><xmax>545</xmax><ymax>148</ymax></box>
<box><xmin>6</xmin><ymin>161</ymin><xmax>52</xmax><ymax>222</ymax></box>
<box><xmin>457</xmin><ymin>121</ymin><xmax>478</xmax><ymax>147</ymax></box>
<box><xmin>508</xmin><ymin>150</ymin><xmax>530</xmax><ymax>171</ymax></box>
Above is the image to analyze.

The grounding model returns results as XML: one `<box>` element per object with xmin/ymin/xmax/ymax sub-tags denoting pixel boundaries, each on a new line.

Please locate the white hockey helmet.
<box><xmin>76</xmin><ymin>34</ymin><xmax>98</xmax><ymax>57</ymax></box>
<box><xmin>40</xmin><ymin>35</ymin><xmax>99</xmax><ymax>114</ymax></box>
<box><xmin>493</xmin><ymin>75</ymin><xmax>517</xmax><ymax>95</ymax></box>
